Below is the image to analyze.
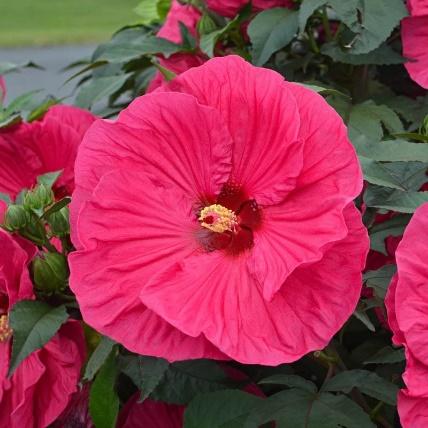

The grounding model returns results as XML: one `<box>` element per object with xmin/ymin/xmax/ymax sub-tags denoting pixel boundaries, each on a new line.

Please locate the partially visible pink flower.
<box><xmin>70</xmin><ymin>56</ymin><xmax>367</xmax><ymax>365</ymax></box>
<box><xmin>385</xmin><ymin>202</ymin><xmax>428</xmax><ymax>427</ymax></box>
<box><xmin>0</xmin><ymin>76</ymin><xmax>6</xmax><ymax>104</ymax></box>
<box><xmin>206</xmin><ymin>0</ymin><xmax>294</xmax><ymax>18</ymax></box>
<box><xmin>0</xmin><ymin>230</ymin><xmax>86</xmax><ymax>428</ymax></box>
<box><xmin>402</xmin><ymin>2</ymin><xmax>428</xmax><ymax>88</ymax></box>
<box><xmin>0</xmin><ymin>105</ymin><xmax>96</xmax><ymax>200</ymax></box>
<box><xmin>148</xmin><ymin>0</ymin><xmax>205</xmax><ymax>92</ymax></box>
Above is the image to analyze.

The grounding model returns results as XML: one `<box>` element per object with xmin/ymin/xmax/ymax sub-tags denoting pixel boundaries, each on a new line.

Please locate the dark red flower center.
<box><xmin>197</xmin><ymin>182</ymin><xmax>262</xmax><ymax>255</ymax></box>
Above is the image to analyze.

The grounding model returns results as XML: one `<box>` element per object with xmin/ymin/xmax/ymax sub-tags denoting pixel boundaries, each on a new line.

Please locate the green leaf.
<box><xmin>135</xmin><ymin>0</ymin><xmax>161</xmax><ymax>23</ymax></box>
<box><xmin>248</xmin><ymin>8</ymin><xmax>299</xmax><ymax>66</ymax></box>
<box><xmin>299</xmin><ymin>0</ymin><xmax>327</xmax><ymax>31</ymax></box>
<box><xmin>26</xmin><ymin>96</ymin><xmax>58</xmax><ymax>122</ymax></box>
<box><xmin>349</xmin><ymin>0</ymin><xmax>407</xmax><ymax>55</ymax></box>
<box><xmin>364</xmin><ymin>346</ymin><xmax>406</xmax><ymax>365</ymax></box>
<box><xmin>41</xmin><ymin>197</ymin><xmax>71</xmax><ymax>220</ymax></box>
<box><xmin>245</xmin><ymin>389</ymin><xmax>375</xmax><ymax>428</ymax></box>
<box><xmin>151</xmin><ymin>359</ymin><xmax>228</xmax><ymax>404</ymax></box>
<box><xmin>348</xmin><ymin>102</ymin><xmax>404</xmax><ymax>142</ymax></box>
<box><xmin>296</xmin><ymin>82</ymin><xmax>350</xmax><ymax>99</ymax></box>
<box><xmin>322</xmin><ymin>42</ymin><xmax>404</xmax><ymax>65</ymax></box>
<box><xmin>322</xmin><ymin>369</ymin><xmax>398</xmax><ymax>405</ymax></box>
<box><xmin>354</xmin><ymin>138</ymin><xmax>428</xmax><ymax>162</ymax></box>
<box><xmin>37</xmin><ymin>170</ymin><xmax>62</xmax><ymax>189</ymax></box>
<box><xmin>369</xmin><ymin>215</ymin><xmax>409</xmax><ymax>255</ymax></box>
<box><xmin>83</xmin><ymin>336</ymin><xmax>116</xmax><ymax>382</ymax></box>
<box><xmin>364</xmin><ymin>265</ymin><xmax>397</xmax><ymax>298</ymax></box>
<box><xmin>0</xmin><ymin>192</ymin><xmax>12</xmax><ymax>204</ymax></box>
<box><xmin>0</xmin><ymin>61</ymin><xmax>43</xmax><ymax>75</ymax></box>
<box><xmin>359</xmin><ymin>156</ymin><xmax>405</xmax><ymax>190</ymax></box>
<box><xmin>75</xmin><ymin>74</ymin><xmax>131</xmax><ymax>109</ymax></box>
<box><xmin>184</xmin><ymin>390</ymin><xmax>262</xmax><ymax>428</ymax></box>
<box><xmin>364</xmin><ymin>187</ymin><xmax>428</xmax><ymax>213</ymax></box>
<box><xmin>259</xmin><ymin>375</ymin><xmax>317</xmax><ymax>393</ymax></box>
<box><xmin>89</xmin><ymin>351</ymin><xmax>119</xmax><ymax>428</ymax></box>
<box><xmin>353</xmin><ymin>306</ymin><xmax>376</xmax><ymax>332</ymax></box>
<box><xmin>8</xmin><ymin>301</ymin><xmax>68</xmax><ymax>376</ymax></box>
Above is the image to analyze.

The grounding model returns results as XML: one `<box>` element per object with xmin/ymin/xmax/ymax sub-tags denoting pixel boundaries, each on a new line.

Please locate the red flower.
<box><xmin>206</xmin><ymin>0</ymin><xmax>294</xmax><ymax>18</ymax></box>
<box><xmin>0</xmin><ymin>230</ymin><xmax>86</xmax><ymax>428</ymax></box>
<box><xmin>0</xmin><ymin>105</ymin><xmax>96</xmax><ymax>200</ymax></box>
<box><xmin>70</xmin><ymin>56</ymin><xmax>367</xmax><ymax>365</ymax></box>
<box><xmin>147</xmin><ymin>0</ymin><xmax>205</xmax><ymax>93</ymax></box>
<box><xmin>385</xmin><ymin>202</ymin><xmax>428</xmax><ymax>427</ymax></box>
<box><xmin>402</xmin><ymin>0</ymin><xmax>428</xmax><ymax>88</ymax></box>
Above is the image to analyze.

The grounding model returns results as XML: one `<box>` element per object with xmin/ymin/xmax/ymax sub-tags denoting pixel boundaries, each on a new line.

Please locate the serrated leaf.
<box><xmin>8</xmin><ymin>301</ymin><xmax>68</xmax><ymax>376</ymax></box>
<box><xmin>322</xmin><ymin>369</ymin><xmax>398</xmax><ymax>405</ymax></box>
<box><xmin>75</xmin><ymin>74</ymin><xmax>131</xmax><ymax>109</ymax></box>
<box><xmin>364</xmin><ymin>264</ymin><xmax>397</xmax><ymax>298</ymax></box>
<box><xmin>184</xmin><ymin>390</ymin><xmax>262</xmax><ymax>428</ymax></box>
<box><xmin>248</xmin><ymin>8</ymin><xmax>299</xmax><ymax>66</ymax></box>
<box><xmin>359</xmin><ymin>156</ymin><xmax>405</xmax><ymax>190</ymax></box>
<box><xmin>151</xmin><ymin>359</ymin><xmax>228</xmax><ymax>404</ymax></box>
<box><xmin>349</xmin><ymin>0</ymin><xmax>407</xmax><ymax>55</ymax></box>
<box><xmin>364</xmin><ymin>187</ymin><xmax>428</xmax><ymax>213</ymax></box>
<box><xmin>364</xmin><ymin>346</ymin><xmax>406</xmax><ymax>365</ymax></box>
<box><xmin>259</xmin><ymin>375</ymin><xmax>317</xmax><ymax>393</ymax></box>
<box><xmin>322</xmin><ymin>42</ymin><xmax>404</xmax><ymax>65</ymax></box>
<box><xmin>245</xmin><ymin>389</ymin><xmax>375</xmax><ymax>428</ymax></box>
<box><xmin>354</xmin><ymin>138</ymin><xmax>428</xmax><ymax>162</ymax></box>
<box><xmin>83</xmin><ymin>336</ymin><xmax>116</xmax><ymax>381</ymax></box>
<box><xmin>89</xmin><ymin>350</ymin><xmax>119</xmax><ymax>428</ymax></box>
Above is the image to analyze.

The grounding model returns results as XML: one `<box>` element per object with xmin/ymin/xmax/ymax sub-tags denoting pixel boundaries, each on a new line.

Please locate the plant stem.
<box><xmin>321</xmin><ymin>6</ymin><xmax>333</xmax><ymax>41</ymax></box>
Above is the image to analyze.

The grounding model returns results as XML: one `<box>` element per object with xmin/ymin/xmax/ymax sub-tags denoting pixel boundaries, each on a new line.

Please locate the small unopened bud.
<box><xmin>24</xmin><ymin>184</ymin><xmax>54</xmax><ymax>212</ymax></box>
<box><xmin>33</xmin><ymin>252</ymin><xmax>69</xmax><ymax>293</ymax></box>
<box><xmin>48</xmin><ymin>207</ymin><xmax>70</xmax><ymax>237</ymax></box>
<box><xmin>4</xmin><ymin>205</ymin><xmax>29</xmax><ymax>230</ymax></box>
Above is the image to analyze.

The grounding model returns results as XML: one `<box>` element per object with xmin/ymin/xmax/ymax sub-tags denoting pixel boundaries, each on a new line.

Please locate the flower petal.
<box><xmin>166</xmin><ymin>55</ymin><xmax>303</xmax><ymax>205</ymax></box>
<box><xmin>398</xmin><ymin>390</ymin><xmax>428</xmax><ymax>428</ymax></box>
<box><xmin>140</xmin><ymin>204</ymin><xmax>367</xmax><ymax>365</ymax></box>
<box><xmin>70</xmin><ymin>169</ymin><xmax>226</xmax><ymax>360</ymax></box>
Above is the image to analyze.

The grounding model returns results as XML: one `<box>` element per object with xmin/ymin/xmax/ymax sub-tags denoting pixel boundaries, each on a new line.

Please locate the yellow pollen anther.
<box><xmin>0</xmin><ymin>315</ymin><xmax>12</xmax><ymax>342</ymax></box>
<box><xmin>199</xmin><ymin>204</ymin><xmax>237</xmax><ymax>233</ymax></box>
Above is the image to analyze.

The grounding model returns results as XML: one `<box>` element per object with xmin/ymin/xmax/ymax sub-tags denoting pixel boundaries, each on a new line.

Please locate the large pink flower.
<box><xmin>206</xmin><ymin>0</ymin><xmax>294</xmax><ymax>18</ymax></box>
<box><xmin>402</xmin><ymin>0</ymin><xmax>428</xmax><ymax>88</ymax></box>
<box><xmin>147</xmin><ymin>0</ymin><xmax>205</xmax><ymax>93</ymax></box>
<box><xmin>0</xmin><ymin>230</ymin><xmax>86</xmax><ymax>428</ymax></box>
<box><xmin>385</xmin><ymin>202</ymin><xmax>428</xmax><ymax>427</ymax></box>
<box><xmin>0</xmin><ymin>105</ymin><xmax>96</xmax><ymax>200</ymax></box>
<box><xmin>70</xmin><ymin>55</ymin><xmax>367</xmax><ymax>365</ymax></box>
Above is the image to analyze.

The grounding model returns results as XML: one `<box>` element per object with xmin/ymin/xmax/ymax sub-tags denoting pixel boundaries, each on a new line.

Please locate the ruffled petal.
<box><xmin>402</xmin><ymin>15</ymin><xmax>428</xmax><ymax>89</ymax></box>
<box><xmin>166</xmin><ymin>55</ymin><xmax>303</xmax><ymax>205</ymax></box>
<box><xmin>398</xmin><ymin>390</ymin><xmax>428</xmax><ymax>428</ymax></box>
<box><xmin>206</xmin><ymin>0</ymin><xmax>293</xmax><ymax>18</ymax></box>
<box><xmin>70</xmin><ymin>169</ymin><xmax>226</xmax><ymax>360</ymax></box>
<box><xmin>140</xmin><ymin>204</ymin><xmax>367</xmax><ymax>365</ymax></box>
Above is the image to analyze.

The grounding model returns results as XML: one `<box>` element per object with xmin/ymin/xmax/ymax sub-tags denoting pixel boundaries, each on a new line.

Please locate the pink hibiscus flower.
<box><xmin>402</xmin><ymin>0</ymin><xmax>428</xmax><ymax>88</ymax></box>
<box><xmin>147</xmin><ymin>0</ymin><xmax>205</xmax><ymax>93</ymax></box>
<box><xmin>0</xmin><ymin>76</ymin><xmax>6</xmax><ymax>104</ymax></box>
<box><xmin>385</xmin><ymin>202</ymin><xmax>428</xmax><ymax>427</ymax></box>
<box><xmin>0</xmin><ymin>230</ymin><xmax>86</xmax><ymax>428</ymax></box>
<box><xmin>0</xmin><ymin>105</ymin><xmax>96</xmax><ymax>200</ymax></box>
<box><xmin>70</xmin><ymin>55</ymin><xmax>368</xmax><ymax>365</ymax></box>
<box><xmin>206</xmin><ymin>0</ymin><xmax>294</xmax><ymax>18</ymax></box>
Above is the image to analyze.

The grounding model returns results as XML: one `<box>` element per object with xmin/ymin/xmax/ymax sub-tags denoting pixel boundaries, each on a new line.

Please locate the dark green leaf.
<box><xmin>359</xmin><ymin>156</ymin><xmax>405</xmax><ymax>190</ymax></box>
<box><xmin>248</xmin><ymin>8</ymin><xmax>299</xmax><ymax>66</ymax></box>
<box><xmin>89</xmin><ymin>351</ymin><xmax>119</xmax><ymax>428</ymax></box>
<box><xmin>364</xmin><ymin>186</ymin><xmax>428</xmax><ymax>213</ymax></box>
<box><xmin>393</xmin><ymin>132</ymin><xmax>428</xmax><ymax>143</ymax></box>
<box><xmin>322</xmin><ymin>369</ymin><xmax>398</xmax><ymax>405</ymax></box>
<box><xmin>364</xmin><ymin>265</ymin><xmax>397</xmax><ymax>298</ymax></box>
<box><xmin>41</xmin><ymin>197</ymin><xmax>71</xmax><ymax>219</ymax></box>
<box><xmin>259</xmin><ymin>374</ymin><xmax>317</xmax><ymax>393</ymax></box>
<box><xmin>8</xmin><ymin>301</ymin><xmax>68</xmax><ymax>376</ymax></box>
<box><xmin>296</xmin><ymin>82</ymin><xmax>350</xmax><ymax>99</ymax></box>
<box><xmin>369</xmin><ymin>215</ymin><xmax>409</xmax><ymax>255</ymax></box>
<box><xmin>364</xmin><ymin>346</ymin><xmax>406</xmax><ymax>365</ymax></box>
<box><xmin>353</xmin><ymin>306</ymin><xmax>376</xmax><ymax>332</ymax></box>
<box><xmin>75</xmin><ymin>74</ymin><xmax>131</xmax><ymax>109</ymax></box>
<box><xmin>83</xmin><ymin>336</ymin><xmax>116</xmax><ymax>382</ymax></box>
<box><xmin>0</xmin><ymin>61</ymin><xmax>43</xmax><ymax>75</ymax></box>
<box><xmin>184</xmin><ymin>390</ymin><xmax>262</xmax><ymax>428</ymax></box>
<box><xmin>298</xmin><ymin>0</ymin><xmax>327</xmax><ymax>31</ymax></box>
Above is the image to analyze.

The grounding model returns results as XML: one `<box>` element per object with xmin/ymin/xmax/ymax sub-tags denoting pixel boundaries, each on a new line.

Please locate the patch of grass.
<box><xmin>0</xmin><ymin>0</ymin><xmax>140</xmax><ymax>47</ymax></box>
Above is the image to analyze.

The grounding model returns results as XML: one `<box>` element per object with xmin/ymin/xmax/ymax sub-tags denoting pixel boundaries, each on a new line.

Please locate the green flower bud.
<box><xmin>4</xmin><ymin>205</ymin><xmax>29</xmax><ymax>231</ymax></box>
<box><xmin>33</xmin><ymin>252</ymin><xmax>69</xmax><ymax>293</ymax></box>
<box><xmin>47</xmin><ymin>207</ymin><xmax>70</xmax><ymax>237</ymax></box>
<box><xmin>24</xmin><ymin>184</ymin><xmax>54</xmax><ymax>212</ymax></box>
<box><xmin>20</xmin><ymin>216</ymin><xmax>47</xmax><ymax>246</ymax></box>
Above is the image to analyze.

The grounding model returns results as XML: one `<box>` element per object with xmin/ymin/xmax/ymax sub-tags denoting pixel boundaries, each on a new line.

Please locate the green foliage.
<box><xmin>84</xmin><ymin>336</ymin><xmax>117</xmax><ymax>382</ymax></box>
<box><xmin>8</xmin><ymin>301</ymin><xmax>68</xmax><ymax>376</ymax></box>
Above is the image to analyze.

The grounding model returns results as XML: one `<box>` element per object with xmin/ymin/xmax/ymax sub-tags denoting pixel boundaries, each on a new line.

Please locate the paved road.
<box><xmin>0</xmin><ymin>45</ymin><xmax>96</xmax><ymax>103</ymax></box>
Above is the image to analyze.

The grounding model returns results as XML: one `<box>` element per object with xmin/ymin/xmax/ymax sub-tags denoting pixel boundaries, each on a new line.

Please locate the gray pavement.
<box><xmin>0</xmin><ymin>45</ymin><xmax>96</xmax><ymax>103</ymax></box>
